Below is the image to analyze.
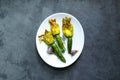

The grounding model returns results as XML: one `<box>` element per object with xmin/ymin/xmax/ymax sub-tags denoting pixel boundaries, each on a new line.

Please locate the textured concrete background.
<box><xmin>0</xmin><ymin>0</ymin><xmax>120</xmax><ymax>80</ymax></box>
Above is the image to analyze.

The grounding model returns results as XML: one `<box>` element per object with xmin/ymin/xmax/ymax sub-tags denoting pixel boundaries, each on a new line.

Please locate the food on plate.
<box><xmin>49</xmin><ymin>19</ymin><xmax>66</xmax><ymax>52</ymax></box>
<box><xmin>62</xmin><ymin>17</ymin><xmax>74</xmax><ymax>54</ymax></box>
<box><xmin>70</xmin><ymin>50</ymin><xmax>78</xmax><ymax>55</ymax></box>
<box><xmin>38</xmin><ymin>30</ymin><xmax>66</xmax><ymax>63</ymax></box>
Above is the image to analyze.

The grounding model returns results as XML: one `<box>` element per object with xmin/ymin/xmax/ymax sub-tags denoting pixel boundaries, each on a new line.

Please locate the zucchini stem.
<box><xmin>55</xmin><ymin>34</ymin><xmax>66</xmax><ymax>52</ymax></box>
<box><xmin>68</xmin><ymin>37</ymin><xmax>72</xmax><ymax>54</ymax></box>
<box><xmin>51</xmin><ymin>43</ymin><xmax>66</xmax><ymax>63</ymax></box>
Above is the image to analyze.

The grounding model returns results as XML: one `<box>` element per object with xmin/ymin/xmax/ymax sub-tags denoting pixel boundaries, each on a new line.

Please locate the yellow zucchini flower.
<box><xmin>39</xmin><ymin>30</ymin><xmax>54</xmax><ymax>45</ymax></box>
<box><xmin>62</xmin><ymin>17</ymin><xmax>73</xmax><ymax>37</ymax></box>
<box><xmin>38</xmin><ymin>29</ymin><xmax>66</xmax><ymax>63</ymax></box>
<box><xmin>62</xmin><ymin>17</ymin><xmax>74</xmax><ymax>54</ymax></box>
<box><xmin>49</xmin><ymin>19</ymin><xmax>60</xmax><ymax>36</ymax></box>
<box><xmin>49</xmin><ymin>19</ymin><xmax>66</xmax><ymax>52</ymax></box>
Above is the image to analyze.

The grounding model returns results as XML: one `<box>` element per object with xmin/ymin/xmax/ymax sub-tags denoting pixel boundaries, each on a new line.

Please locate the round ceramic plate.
<box><xmin>36</xmin><ymin>13</ymin><xmax>84</xmax><ymax>68</ymax></box>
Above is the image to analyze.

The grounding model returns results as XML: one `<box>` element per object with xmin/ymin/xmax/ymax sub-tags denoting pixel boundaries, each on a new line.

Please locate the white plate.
<box><xmin>36</xmin><ymin>13</ymin><xmax>84</xmax><ymax>68</ymax></box>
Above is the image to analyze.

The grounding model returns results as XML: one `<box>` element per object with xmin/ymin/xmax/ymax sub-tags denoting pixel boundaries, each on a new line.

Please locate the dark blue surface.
<box><xmin>0</xmin><ymin>0</ymin><xmax>120</xmax><ymax>80</ymax></box>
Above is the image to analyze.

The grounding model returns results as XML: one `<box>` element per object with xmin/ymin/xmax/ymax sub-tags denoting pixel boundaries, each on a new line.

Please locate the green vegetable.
<box><xmin>49</xmin><ymin>19</ymin><xmax>66</xmax><ymax>52</ymax></box>
<box><xmin>68</xmin><ymin>37</ymin><xmax>72</xmax><ymax>54</ymax></box>
<box><xmin>51</xmin><ymin>43</ymin><xmax>66</xmax><ymax>62</ymax></box>
<box><xmin>55</xmin><ymin>34</ymin><xmax>66</xmax><ymax>52</ymax></box>
<box><xmin>39</xmin><ymin>30</ymin><xmax>66</xmax><ymax>63</ymax></box>
<box><xmin>62</xmin><ymin>17</ymin><xmax>74</xmax><ymax>54</ymax></box>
